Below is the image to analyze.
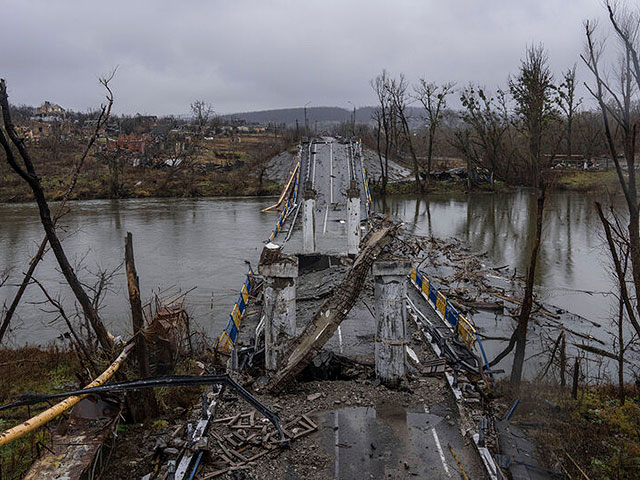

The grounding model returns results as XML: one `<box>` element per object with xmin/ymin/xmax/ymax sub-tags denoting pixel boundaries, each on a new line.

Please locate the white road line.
<box><xmin>334</xmin><ymin>411</ymin><xmax>340</xmax><ymax>479</ymax></box>
<box><xmin>312</xmin><ymin>143</ymin><xmax>317</xmax><ymax>188</ymax></box>
<box><xmin>323</xmin><ymin>203</ymin><xmax>329</xmax><ymax>234</ymax></box>
<box><xmin>329</xmin><ymin>142</ymin><xmax>333</xmax><ymax>203</ymax></box>
<box><xmin>346</xmin><ymin>142</ymin><xmax>352</xmax><ymax>181</ymax></box>
<box><xmin>431</xmin><ymin>427</ymin><xmax>452</xmax><ymax>477</ymax></box>
<box><xmin>337</xmin><ymin>326</ymin><xmax>343</xmax><ymax>354</ymax></box>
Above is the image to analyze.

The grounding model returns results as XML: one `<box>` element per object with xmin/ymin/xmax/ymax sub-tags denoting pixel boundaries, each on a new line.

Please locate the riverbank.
<box><xmin>0</xmin><ymin>134</ymin><xmax>287</xmax><ymax>203</ymax></box>
<box><xmin>379</xmin><ymin>169</ymin><xmax>622</xmax><ymax>195</ymax></box>
<box><xmin>504</xmin><ymin>381</ymin><xmax>640</xmax><ymax>479</ymax></box>
<box><xmin>1</xmin><ymin>140</ymin><xmax>622</xmax><ymax>203</ymax></box>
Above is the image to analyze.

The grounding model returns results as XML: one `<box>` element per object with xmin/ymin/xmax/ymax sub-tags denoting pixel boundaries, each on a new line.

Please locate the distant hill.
<box><xmin>222</xmin><ymin>106</ymin><xmax>424</xmax><ymax>127</ymax></box>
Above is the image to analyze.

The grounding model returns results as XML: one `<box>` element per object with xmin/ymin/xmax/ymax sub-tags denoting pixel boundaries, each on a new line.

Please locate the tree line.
<box><xmin>365</xmin><ymin>51</ymin><xmax>608</xmax><ymax>193</ymax></box>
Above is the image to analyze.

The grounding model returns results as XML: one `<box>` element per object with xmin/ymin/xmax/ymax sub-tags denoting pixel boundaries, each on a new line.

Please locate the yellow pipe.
<box><xmin>0</xmin><ymin>342</ymin><xmax>133</xmax><ymax>448</ymax></box>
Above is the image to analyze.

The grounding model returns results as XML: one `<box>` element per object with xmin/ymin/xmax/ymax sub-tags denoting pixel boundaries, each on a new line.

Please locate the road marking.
<box><xmin>346</xmin><ymin>142</ymin><xmax>352</xmax><ymax>181</ymax></box>
<box><xmin>312</xmin><ymin>143</ymin><xmax>317</xmax><ymax>188</ymax></box>
<box><xmin>323</xmin><ymin>204</ymin><xmax>329</xmax><ymax>234</ymax></box>
<box><xmin>329</xmin><ymin>142</ymin><xmax>333</xmax><ymax>203</ymax></box>
<box><xmin>337</xmin><ymin>326</ymin><xmax>343</xmax><ymax>354</ymax></box>
<box><xmin>334</xmin><ymin>411</ymin><xmax>340</xmax><ymax>479</ymax></box>
<box><xmin>431</xmin><ymin>427</ymin><xmax>452</xmax><ymax>477</ymax></box>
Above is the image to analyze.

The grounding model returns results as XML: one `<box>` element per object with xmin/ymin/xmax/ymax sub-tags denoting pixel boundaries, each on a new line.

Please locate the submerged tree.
<box><xmin>458</xmin><ymin>85</ymin><xmax>511</xmax><ymax>185</ymax></box>
<box><xmin>509</xmin><ymin>44</ymin><xmax>557</xmax><ymax>184</ymax></box>
<box><xmin>486</xmin><ymin>45</ymin><xmax>556</xmax><ymax>390</ymax></box>
<box><xmin>414</xmin><ymin>79</ymin><xmax>455</xmax><ymax>181</ymax></box>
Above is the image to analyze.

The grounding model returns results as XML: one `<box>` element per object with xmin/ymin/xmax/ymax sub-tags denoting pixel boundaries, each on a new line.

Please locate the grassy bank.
<box><xmin>508</xmin><ymin>382</ymin><xmax>640</xmax><ymax>479</ymax></box>
<box><xmin>376</xmin><ymin>169</ymin><xmax>623</xmax><ymax>196</ymax></box>
<box><xmin>553</xmin><ymin>169</ymin><xmax>622</xmax><ymax>194</ymax></box>
<box><xmin>0</xmin><ymin>347</ymin><xmax>80</xmax><ymax>479</ymax></box>
<box><xmin>381</xmin><ymin>178</ymin><xmax>513</xmax><ymax>195</ymax></box>
<box><xmin>0</xmin><ymin>345</ymin><xmax>206</xmax><ymax>479</ymax></box>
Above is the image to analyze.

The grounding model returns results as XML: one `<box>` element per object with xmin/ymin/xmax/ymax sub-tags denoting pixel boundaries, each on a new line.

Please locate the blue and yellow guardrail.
<box><xmin>410</xmin><ymin>266</ymin><xmax>477</xmax><ymax>350</ymax></box>
<box><xmin>268</xmin><ymin>145</ymin><xmax>302</xmax><ymax>242</ymax></box>
<box><xmin>410</xmin><ymin>265</ymin><xmax>494</xmax><ymax>383</ymax></box>
<box><xmin>216</xmin><ymin>265</ymin><xmax>257</xmax><ymax>355</ymax></box>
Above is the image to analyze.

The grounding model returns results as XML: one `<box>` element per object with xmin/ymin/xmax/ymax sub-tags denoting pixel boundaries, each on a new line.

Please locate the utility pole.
<box><xmin>304</xmin><ymin>101</ymin><xmax>311</xmax><ymax>137</ymax></box>
<box><xmin>348</xmin><ymin>101</ymin><xmax>356</xmax><ymax>138</ymax></box>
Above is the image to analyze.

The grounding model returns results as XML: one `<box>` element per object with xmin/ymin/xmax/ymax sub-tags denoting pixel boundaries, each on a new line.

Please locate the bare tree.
<box><xmin>0</xmin><ymin>77</ymin><xmax>114</xmax><ymax>353</ymax></box>
<box><xmin>414</xmin><ymin>79</ymin><xmax>455</xmax><ymax>181</ymax></box>
<box><xmin>386</xmin><ymin>74</ymin><xmax>422</xmax><ymax>191</ymax></box>
<box><xmin>556</xmin><ymin>65</ymin><xmax>582</xmax><ymax>158</ymax></box>
<box><xmin>508</xmin><ymin>45</ymin><xmax>556</xmax><ymax>389</ymax></box>
<box><xmin>0</xmin><ymin>81</ymin><xmax>115</xmax><ymax>345</ymax></box>
<box><xmin>509</xmin><ymin>44</ymin><xmax>557</xmax><ymax>185</ymax></box>
<box><xmin>371</xmin><ymin>70</ymin><xmax>392</xmax><ymax>194</ymax></box>
<box><xmin>582</xmin><ymin>5</ymin><xmax>640</xmax><ymax>342</ymax></box>
<box><xmin>486</xmin><ymin>46</ymin><xmax>556</xmax><ymax>390</ymax></box>
<box><xmin>459</xmin><ymin>85</ymin><xmax>510</xmax><ymax>185</ymax></box>
<box><xmin>191</xmin><ymin>99</ymin><xmax>214</xmax><ymax>136</ymax></box>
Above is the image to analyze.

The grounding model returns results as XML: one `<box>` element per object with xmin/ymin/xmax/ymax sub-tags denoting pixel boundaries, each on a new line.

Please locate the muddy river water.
<box><xmin>0</xmin><ymin>191</ymin><xmax>621</xmax><ymax>351</ymax></box>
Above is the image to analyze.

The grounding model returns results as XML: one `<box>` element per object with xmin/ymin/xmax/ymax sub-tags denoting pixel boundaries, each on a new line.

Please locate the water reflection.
<box><xmin>375</xmin><ymin>191</ymin><xmax>619</xmax><ymax>325</ymax></box>
<box><xmin>0</xmin><ymin>191</ymin><xmax>621</xmax><ymax>349</ymax></box>
<box><xmin>0</xmin><ymin>197</ymin><xmax>276</xmax><ymax>346</ymax></box>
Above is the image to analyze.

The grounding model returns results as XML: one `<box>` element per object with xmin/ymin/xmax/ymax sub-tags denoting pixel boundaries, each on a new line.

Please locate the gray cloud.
<box><xmin>0</xmin><ymin>0</ymin><xmax>608</xmax><ymax>115</ymax></box>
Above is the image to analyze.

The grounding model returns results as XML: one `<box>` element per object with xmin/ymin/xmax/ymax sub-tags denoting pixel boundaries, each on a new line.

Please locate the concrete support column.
<box><xmin>259</xmin><ymin>244</ymin><xmax>298</xmax><ymax>372</ymax></box>
<box><xmin>347</xmin><ymin>180</ymin><xmax>361</xmax><ymax>255</ymax></box>
<box><xmin>303</xmin><ymin>180</ymin><xmax>316</xmax><ymax>254</ymax></box>
<box><xmin>373</xmin><ymin>259</ymin><xmax>411</xmax><ymax>387</ymax></box>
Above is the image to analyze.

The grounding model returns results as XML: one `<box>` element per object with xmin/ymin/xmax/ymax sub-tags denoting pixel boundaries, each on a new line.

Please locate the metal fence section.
<box><xmin>409</xmin><ymin>266</ymin><xmax>477</xmax><ymax>350</ymax></box>
<box><xmin>216</xmin><ymin>265</ymin><xmax>257</xmax><ymax>355</ymax></box>
<box><xmin>268</xmin><ymin>144</ymin><xmax>302</xmax><ymax>242</ymax></box>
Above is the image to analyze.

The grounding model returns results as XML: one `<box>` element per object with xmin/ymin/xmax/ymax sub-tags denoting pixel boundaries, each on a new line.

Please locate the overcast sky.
<box><xmin>0</xmin><ymin>0</ymin><xmax>612</xmax><ymax>116</ymax></box>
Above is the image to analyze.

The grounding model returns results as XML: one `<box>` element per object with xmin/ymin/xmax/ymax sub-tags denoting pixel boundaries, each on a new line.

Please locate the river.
<box><xmin>0</xmin><ymin>191</ymin><xmax>620</xmax><ymax>355</ymax></box>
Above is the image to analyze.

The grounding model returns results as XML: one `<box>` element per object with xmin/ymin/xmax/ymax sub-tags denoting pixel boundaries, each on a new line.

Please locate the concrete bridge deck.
<box><xmin>282</xmin><ymin>137</ymin><xmax>368</xmax><ymax>255</ymax></box>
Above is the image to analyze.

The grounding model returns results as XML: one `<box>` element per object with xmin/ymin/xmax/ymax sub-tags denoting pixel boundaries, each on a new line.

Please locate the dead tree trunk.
<box><xmin>266</xmin><ymin>224</ymin><xmax>398</xmax><ymax>394</ymax></box>
<box><xmin>0</xmin><ymin>78</ymin><xmax>113</xmax><ymax>354</ymax></box>
<box><xmin>618</xmin><ymin>295</ymin><xmax>625</xmax><ymax>404</ymax></box>
<box><xmin>125</xmin><ymin>233</ymin><xmax>150</xmax><ymax>377</ymax></box>
<box><xmin>0</xmin><ymin>80</ymin><xmax>113</xmax><ymax>344</ymax></box>
<box><xmin>510</xmin><ymin>188</ymin><xmax>545</xmax><ymax>390</ymax></box>
<box><xmin>124</xmin><ymin>232</ymin><xmax>157</xmax><ymax>418</ymax></box>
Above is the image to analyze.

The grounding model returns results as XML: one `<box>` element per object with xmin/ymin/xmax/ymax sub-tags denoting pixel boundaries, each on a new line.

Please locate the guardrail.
<box><xmin>410</xmin><ymin>266</ymin><xmax>477</xmax><ymax>350</ymax></box>
<box><xmin>268</xmin><ymin>144</ymin><xmax>302</xmax><ymax>242</ymax></box>
<box><xmin>216</xmin><ymin>265</ymin><xmax>257</xmax><ymax>355</ymax></box>
<box><xmin>409</xmin><ymin>265</ymin><xmax>494</xmax><ymax>385</ymax></box>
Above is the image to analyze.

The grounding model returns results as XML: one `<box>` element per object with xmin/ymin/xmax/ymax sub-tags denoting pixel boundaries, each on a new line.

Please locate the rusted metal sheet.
<box><xmin>23</xmin><ymin>396</ymin><xmax>120</xmax><ymax>480</ymax></box>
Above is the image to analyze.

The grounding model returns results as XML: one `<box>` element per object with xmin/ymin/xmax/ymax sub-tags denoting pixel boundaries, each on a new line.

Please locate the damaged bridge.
<box><xmin>217</xmin><ymin>137</ymin><xmax>497</xmax><ymax>479</ymax></box>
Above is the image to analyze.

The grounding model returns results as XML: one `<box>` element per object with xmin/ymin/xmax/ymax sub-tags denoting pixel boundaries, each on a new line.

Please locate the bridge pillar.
<box><xmin>303</xmin><ymin>181</ymin><xmax>317</xmax><ymax>254</ymax></box>
<box><xmin>347</xmin><ymin>180</ymin><xmax>361</xmax><ymax>255</ymax></box>
<box><xmin>373</xmin><ymin>259</ymin><xmax>411</xmax><ymax>387</ymax></box>
<box><xmin>259</xmin><ymin>244</ymin><xmax>298</xmax><ymax>372</ymax></box>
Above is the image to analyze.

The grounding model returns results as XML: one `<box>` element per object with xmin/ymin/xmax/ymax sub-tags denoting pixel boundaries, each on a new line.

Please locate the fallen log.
<box><xmin>573</xmin><ymin>343</ymin><xmax>622</xmax><ymax>362</ymax></box>
<box><xmin>265</xmin><ymin>223</ymin><xmax>398</xmax><ymax>394</ymax></box>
